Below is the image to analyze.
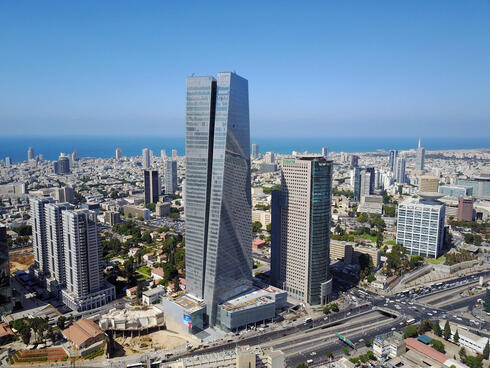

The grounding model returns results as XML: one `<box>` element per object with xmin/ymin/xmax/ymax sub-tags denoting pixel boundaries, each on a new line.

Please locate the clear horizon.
<box><xmin>1</xmin><ymin>1</ymin><xmax>489</xmax><ymax>138</ymax></box>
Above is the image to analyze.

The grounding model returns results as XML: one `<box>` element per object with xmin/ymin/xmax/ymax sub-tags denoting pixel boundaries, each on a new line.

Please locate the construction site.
<box><xmin>100</xmin><ymin>305</ymin><xmax>200</xmax><ymax>356</ymax></box>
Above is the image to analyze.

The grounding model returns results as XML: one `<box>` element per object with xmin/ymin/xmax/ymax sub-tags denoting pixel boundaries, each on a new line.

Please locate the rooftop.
<box><xmin>220</xmin><ymin>286</ymin><xmax>285</xmax><ymax>312</ymax></box>
<box><xmin>62</xmin><ymin>319</ymin><xmax>104</xmax><ymax>347</ymax></box>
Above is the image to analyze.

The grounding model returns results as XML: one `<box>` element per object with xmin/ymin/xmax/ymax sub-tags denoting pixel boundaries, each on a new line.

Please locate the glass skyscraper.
<box><xmin>185</xmin><ymin>72</ymin><xmax>252</xmax><ymax>326</ymax></box>
<box><xmin>0</xmin><ymin>226</ymin><xmax>13</xmax><ymax>314</ymax></box>
<box><xmin>271</xmin><ymin>156</ymin><xmax>333</xmax><ymax>305</ymax></box>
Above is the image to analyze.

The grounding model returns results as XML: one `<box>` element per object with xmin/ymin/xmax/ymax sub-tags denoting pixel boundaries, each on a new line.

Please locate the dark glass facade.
<box><xmin>0</xmin><ymin>227</ymin><xmax>13</xmax><ymax>314</ymax></box>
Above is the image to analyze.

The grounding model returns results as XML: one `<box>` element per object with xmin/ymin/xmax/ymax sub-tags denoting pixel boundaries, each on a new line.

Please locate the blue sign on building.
<box><xmin>183</xmin><ymin>313</ymin><xmax>192</xmax><ymax>327</ymax></box>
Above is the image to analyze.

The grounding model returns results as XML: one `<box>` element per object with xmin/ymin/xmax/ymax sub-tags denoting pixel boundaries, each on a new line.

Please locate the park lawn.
<box><xmin>137</xmin><ymin>266</ymin><xmax>152</xmax><ymax>279</ymax></box>
<box><xmin>384</xmin><ymin>240</ymin><xmax>397</xmax><ymax>246</ymax></box>
<box><xmin>425</xmin><ymin>255</ymin><xmax>446</xmax><ymax>265</ymax></box>
<box><xmin>358</xmin><ymin>234</ymin><xmax>377</xmax><ymax>242</ymax></box>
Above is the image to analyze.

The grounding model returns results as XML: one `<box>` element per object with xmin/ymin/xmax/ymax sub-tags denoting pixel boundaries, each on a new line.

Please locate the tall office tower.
<box><xmin>419</xmin><ymin>175</ymin><xmax>439</xmax><ymax>193</ymax></box>
<box><xmin>396</xmin><ymin>194</ymin><xmax>445</xmax><ymax>258</ymax></box>
<box><xmin>142</xmin><ymin>148</ymin><xmax>151</xmax><ymax>169</ymax></box>
<box><xmin>161</xmin><ymin>149</ymin><xmax>167</xmax><ymax>160</ymax></box>
<box><xmin>5</xmin><ymin>157</ymin><xmax>11</xmax><ymax>167</ymax></box>
<box><xmin>30</xmin><ymin>196</ymin><xmax>54</xmax><ymax>276</ymax></box>
<box><xmin>185</xmin><ymin>72</ymin><xmax>252</xmax><ymax>326</ymax></box>
<box><xmin>57</xmin><ymin>155</ymin><xmax>71</xmax><ymax>174</ymax></box>
<box><xmin>394</xmin><ymin>157</ymin><xmax>406</xmax><ymax>183</ymax></box>
<box><xmin>457</xmin><ymin>197</ymin><xmax>474</xmax><ymax>221</ymax></box>
<box><xmin>374</xmin><ymin>169</ymin><xmax>381</xmax><ymax>189</ymax></box>
<box><xmin>415</xmin><ymin>138</ymin><xmax>425</xmax><ymax>171</ymax></box>
<box><xmin>350</xmin><ymin>155</ymin><xmax>359</xmax><ymax>168</ymax></box>
<box><xmin>389</xmin><ymin>150</ymin><xmax>398</xmax><ymax>171</ymax></box>
<box><xmin>360</xmin><ymin>170</ymin><xmax>372</xmax><ymax>199</ymax></box>
<box><xmin>321</xmin><ymin>146</ymin><xmax>328</xmax><ymax>158</ymax></box>
<box><xmin>252</xmin><ymin>143</ymin><xmax>259</xmax><ymax>159</ymax></box>
<box><xmin>72</xmin><ymin>149</ymin><xmax>78</xmax><ymax>161</ymax></box>
<box><xmin>115</xmin><ymin>148</ymin><xmax>122</xmax><ymax>160</ymax></box>
<box><xmin>28</xmin><ymin>147</ymin><xmax>34</xmax><ymax>161</ymax></box>
<box><xmin>165</xmin><ymin>160</ymin><xmax>178</xmax><ymax>194</ymax></box>
<box><xmin>271</xmin><ymin>156</ymin><xmax>333</xmax><ymax>305</ymax></box>
<box><xmin>0</xmin><ymin>226</ymin><xmax>13</xmax><ymax>314</ymax></box>
<box><xmin>353</xmin><ymin>168</ymin><xmax>361</xmax><ymax>201</ymax></box>
<box><xmin>144</xmin><ymin>170</ymin><xmax>159</xmax><ymax>204</ymax></box>
<box><xmin>61</xmin><ymin>209</ymin><xmax>115</xmax><ymax>311</ymax></box>
<box><xmin>45</xmin><ymin>202</ymin><xmax>73</xmax><ymax>295</ymax></box>
<box><xmin>55</xmin><ymin>186</ymin><xmax>75</xmax><ymax>204</ymax></box>
<box><xmin>172</xmin><ymin>149</ymin><xmax>178</xmax><ymax>158</ymax></box>
<box><xmin>264</xmin><ymin>152</ymin><xmax>275</xmax><ymax>164</ymax></box>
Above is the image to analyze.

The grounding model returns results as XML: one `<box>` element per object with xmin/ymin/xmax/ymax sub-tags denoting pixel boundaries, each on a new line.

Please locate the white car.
<box><xmin>311</xmin><ymin>352</ymin><xmax>317</xmax><ymax>356</ymax></box>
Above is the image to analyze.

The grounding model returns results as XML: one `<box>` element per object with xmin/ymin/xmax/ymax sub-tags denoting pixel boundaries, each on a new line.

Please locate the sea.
<box><xmin>0</xmin><ymin>136</ymin><xmax>489</xmax><ymax>163</ymax></box>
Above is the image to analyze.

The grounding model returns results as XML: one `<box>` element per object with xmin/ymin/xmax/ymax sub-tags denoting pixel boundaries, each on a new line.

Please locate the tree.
<box><xmin>364</xmin><ymin>338</ymin><xmax>373</xmax><ymax>347</ymax></box>
<box><xmin>403</xmin><ymin>325</ymin><xmax>418</xmax><ymax>338</ymax></box>
<box><xmin>465</xmin><ymin>355</ymin><xmax>483</xmax><ymax>368</ymax></box>
<box><xmin>432</xmin><ymin>321</ymin><xmax>442</xmax><ymax>337</ymax></box>
<box><xmin>252</xmin><ymin>221</ymin><xmax>263</xmax><ymax>234</ymax></box>
<box><xmin>57</xmin><ymin>316</ymin><xmax>66</xmax><ymax>330</ymax></box>
<box><xmin>326</xmin><ymin>351</ymin><xmax>333</xmax><ymax>359</ymax></box>
<box><xmin>20</xmin><ymin>328</ymin><xmax>31</xmax><ymax>344</ymax></box>
<box><xmin>266</xmin><ymin>223</ymin><xmax>272</xmax><ymax>233</ymax></box>
<box><xmin>145</xmin><ymin>203</ymin><xmax>156</xmax><ymax>212</ymax></box>
<box><xmin>296</xmin><ymin>364</ymin><xmax>308</xmax><ymax>368</ymax></box>
<box><xmin>453</xmin><ymin>329</ymin><xmax>459</xmax><ymax>344</ymax></box>
<box><xmin>322</xmin><ymin>305</ymin><xmax>331</xmax><ymax>314</ymax></box>
<box><xmin>418</xmin><ymin>320</ymin><xmax>432</xmax><ymax>335</ymax></box>
<box><xmin>483</xmin><ymin>339</ymin><xmax>489</xmax><ymax>360</ymax></box>
<box><xmin>458</xmin><ymin>347</ymin><xmax>467</xmax><ymax>361</ymax></box>
<box><xmin>443</xmin><ymin>320</ymin><xmax>451</xmax><ymax>340</ymax></box>
<box><xmin>357</xmin><ymin>212</ymin><xmax>369</xmax><ymax>223</ymax></box>
<box><xmin>342</xmin><ymin>347</ymin><xmax>349</xmax><ymax>355</ymax></box>
<box><xmin>330</xmin><ymin>303</ymin><xmax>339</xmax><ymax>312</ymax></box>
<box><xmin>430</xmin><ymin>339</ymin><xmax>445</xmax><ymax>353</ymax></box>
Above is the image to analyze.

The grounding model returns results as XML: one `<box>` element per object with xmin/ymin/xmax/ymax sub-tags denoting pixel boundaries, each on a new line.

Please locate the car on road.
<box><xmin>311</xmin><ymin>352</ymin><xmax>316</xmax><ymax>356</ymax></box>
<box><xmin>307</xmin><ymin>359</ymin><xmax>313</xmax><ymax>364</ymax></box>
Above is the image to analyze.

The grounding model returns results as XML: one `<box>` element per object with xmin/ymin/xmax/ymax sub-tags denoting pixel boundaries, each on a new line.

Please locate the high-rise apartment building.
<box><xmin>115</xmin><ymin>148</ymin><xmax>122</xmax><ymax>160</ymax></box>
<box><xmin>389</xmin><ymin>150</ymin><xmax>398</xmax><ymax>172</ymax></box>
<box><xmin>264</xmin><ymin>152</ymin><xmax>275</xmax><ymax>164</ymax></box>
<box><xmin>5</xmin><ymin>157</ymin><xmax>12</xmax><ymax>167</ymax></box>
<box><xmin>144</xmin><ymin>170</ymin><xmax>159</xmax><ymax>204</ymax></box>
<box><xmin>165</xmin><ymin>160</ymin><xmax>178</xmax><ymax>194</ymax></box>
<box><xmin>55</xmin><ymin>186</ymin><xmax>75</xmax><ymax>204</ymax></box>
<box><xmin>61</xmin><ymin>209</ymin><xmax>115</xmax><ymax>311</ymax></box>
<box><xmin>0</xmin><ymin>226</ymin><xmax>13</xmax><ymax>314</ymax></box>
<box><xmin>55</xmin><ymin>155</ymin><xmax>70</xmax><ymax>174</ymax></box>
<box><xmin>457</xmin><ymin>197</ymin><xmax>474</xmax><ymax>221</ymax></box>
<box><xmin>419</xmin><ymin>175</ymin><xmax>439</xmax><ymax>193</ymax></box>
<box><xmin>31</xmin><ymin>196</ymin><xmax>55</xmax><ymax>276</ymax></box>
<box><xmin>72</xmin><ymin>149</ymin><xmax>78</xmax><ymax>161</ymax></box>
<box><xmin>394</xmin><ymin>157</ymin><xmax>406</xmax><ymax>183</ymax></box>
<box><xmin>353</xmin><ymin>167</ymin><xmax>375</xmax><ymax>201</ymax></box>
<box><xmin>350</xmin><ymin>155</ymin><xmax>359</xmax><ymax>168</ymax></box>
<box><xmin>321</xmin><ymin>147</ymin><xmax>328</xmax><ymax>158</ymax></box>
<box><xmin>271</xmin><ymin>155</ymin><xmax>333</xmax><ymax>305</ymax></box>
<box><xmin>45</xmin><ymin>202</ymin><xmax>73</xmax><ymax>295</ymax></box>
<box><xmin>28</xmin><ymin>147</ymin><xmax>34</xmax><ymax>161</ymax></box>
<box><xmin>252</xmin><ymin>143</ymin><xmax>259</xmax><ymax>159</ymax></box>
<box><xmin>161</xmin><ymin>149</ymin><xmax>166</xmax><ymax>160</ymax></box>
<box><xmin>396</xmin><ymin>194</ymin><xmax>445</xmax><ymax>258</ymax></box>
<box><xmin>185</xmin><ymin>72</ymin><xmax>252</xmax><ymax>326</ymax></box>
<box><xmin>172</xmin><ymin>149</ymin><xmax>178</xmax><ymax>158</ymax></box>
<box><xmin>142</xmin><ymin>148</ymin><xmax>151</xmax><ymax>169</ymax></box>
<box><xmin>415</xmin><ymin>138</ymin><xmax>425</xmax><ymax>171</ymax></box>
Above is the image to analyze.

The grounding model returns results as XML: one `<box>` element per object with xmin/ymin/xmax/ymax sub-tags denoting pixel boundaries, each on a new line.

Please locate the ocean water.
<box><xmin>0</xmin><ymin>135</ymin><xmax>488</xmax><ymax>163</ymax></box>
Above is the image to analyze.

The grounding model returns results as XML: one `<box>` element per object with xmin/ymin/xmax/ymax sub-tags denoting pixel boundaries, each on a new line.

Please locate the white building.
<box><xmin>142</xmin><ymin>148</ymin><xmax>151</xmax><ymax>169</ymax></box>
<box><xmin>31</xmin><ymin>196</ymin><xmax>55</xmax><ymax>277</ymax></box>
<box><xmin>438</xmin><ymin>320</ymin><xmax>489</xmax><ymax>354</ymax></box>
<box><xmin>142</xmin><ymin>286</ymin><xmax>166</xmax><ymax>305</ymax></box>
<box><xmin>61</xmin><ymin>209</ymin><xmax>115</xmax><ymax>311</ymax></box>
<box><xmin>396</xmin><ymin>194</ymin><xmax>446</xmax><ymax>258</ymax></box>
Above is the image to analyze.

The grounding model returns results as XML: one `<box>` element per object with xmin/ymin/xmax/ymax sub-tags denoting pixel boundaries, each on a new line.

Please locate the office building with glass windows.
<box><xmin>144</xmin><ymin>169</ymin><xmax>159</xmax><ymax>204</ymax></box>
<box><xmin>271</xmin><ymin>155</ymin><xmax>333</xmax><ymax>305</ymax></box>
<box><xmin>185</xmin><ymin>72</ymin><xmax>252</xmax><ymax>326</ymax></box>
<box><xmin>0</xmin><ymin>226</ymin><xmax>13</xmax><ymax>314</ymax></box>
<box><xmin>396</xmin><ymin>194</ymin><xmax>446</xmax><ymax>259</ymax></box>
<box><xmin>165</xmin><ymin>160</ymin><xmax>178</xmax><ymax>194</ymax></box>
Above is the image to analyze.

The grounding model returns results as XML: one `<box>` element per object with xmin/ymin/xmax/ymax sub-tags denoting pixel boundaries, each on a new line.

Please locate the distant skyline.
<box><xmin>1</xmin><ymin>1</ymin><xmax>489</xmax><ymax>137</ymax></box>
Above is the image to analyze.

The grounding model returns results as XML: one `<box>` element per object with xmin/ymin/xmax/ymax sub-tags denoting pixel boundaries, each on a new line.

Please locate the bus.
<box><xmin>406</xmin><ymin>319</ymin><xmax>416</xmax><ymax>325</ymax></box>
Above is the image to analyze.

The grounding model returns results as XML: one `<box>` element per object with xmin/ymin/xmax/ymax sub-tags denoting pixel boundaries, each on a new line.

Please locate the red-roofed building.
<box><xmin>404</xmin><ymin>338</ymin><xmax>448</xmax><ymax>364</ymax></box>
<box><xmin>253</xmin><ymin>238</ymin><xmax>267</xmax><ymax>249</ymax></box>
<box><xmin>151</xmin><ymin>267</ymin><xmax>164</xmax><ymax>281</ymax></box>
<box><xmin>0</xmin><ymin>322</ymin><xmax>14</xmax><ymax>343</ymax></box>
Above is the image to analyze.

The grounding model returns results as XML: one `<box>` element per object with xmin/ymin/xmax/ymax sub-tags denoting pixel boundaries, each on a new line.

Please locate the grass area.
<box><xmin>137</xmin><ymin>266</ymin><xmax>151</xmax><ymax>276</ymax></box>
<box><xmin>384</xmin><ymin>240</ymin><xmax>397</xmax><ymax>246</ymax></box>
<box><xmin>425</xmin><ymin>255</ymin><xmax>446</xmax><ymax>265</ymax></box>
<box><xmin>358</xmin><ymin>234</ymin><xmax>377</xmax><ymax>242</ymax></box>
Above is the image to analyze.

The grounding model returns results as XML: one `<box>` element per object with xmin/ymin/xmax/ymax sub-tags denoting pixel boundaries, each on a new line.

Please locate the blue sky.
<box><xmin>1</xmin><ymin>1</ymin><xmax>489</xmax><ymax>137</ymax></box>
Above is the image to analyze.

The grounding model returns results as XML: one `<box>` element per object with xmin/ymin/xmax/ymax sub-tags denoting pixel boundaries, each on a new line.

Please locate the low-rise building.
<box><xmin>352</xmin><ymin>245</ymin><xmax>381</xmax><ymax>268</ymax></box>
<box><xmin>252</xmin><ymin>210</ymin><xmax>271</xmax><ymax>229</ymax></box>
<box><xmin>156</xmin><ymin>202</ymin><xmax>171</xmax><ymax>217</ymax></box>
<box><xmin>358</xmin><ymin>195</ymin><xmax>383</xmax><ymax>214</ymax></box>
<box><xmin>373</xmin><ymin>332</ymin><xmax>406</xmax><ymax>358</ymax></box>
<box><xmin>218</xmin><ymin>286</ymin><xmax>287</xmax><ymax>332</ymax></box>
<box><xmin>438</xmin><ymin>320</ymin><xmax>489</xmax><ymax>354</ymax></box>
<box><xmin>122</xmin><ymin>205</ymin><xmax>150</xmax><ymax>220</ymax></box>
<box><xmin>151</xmin><ymin>267</ymin><xmax>164</xmax><ymax>282</ymax></box>
<box><xmin>330</xmin><ymin>240</ymin><xmax>354</xmax><ymax>264</ymax></box>
<box><xmin>62</xmin><ymin>319</ymin><xmax>105</xmax><ymax>350</ymax></box>
<box><xmin>142</xmin><ymin>286</ymin><xmax>166</xmax><ymax>305</ymax></box>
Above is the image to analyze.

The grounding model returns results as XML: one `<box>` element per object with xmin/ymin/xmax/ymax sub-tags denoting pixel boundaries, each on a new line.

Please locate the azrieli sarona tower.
<box><xmin>185</xmin><ymin>72</ymin><xmax>252</xmax><ymax>326</ymax></box>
